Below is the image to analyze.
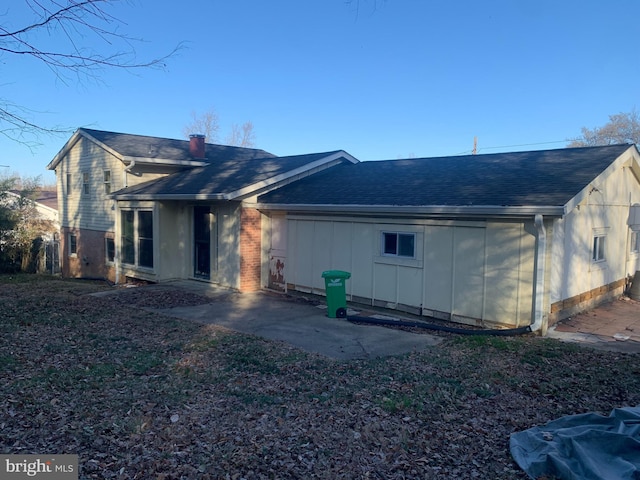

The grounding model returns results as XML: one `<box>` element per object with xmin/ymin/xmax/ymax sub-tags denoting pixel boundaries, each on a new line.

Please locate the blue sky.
<box><xmin>1</xmin><ymin>0</ymin><xmax>639</xmax><ymax>183</ymax></box>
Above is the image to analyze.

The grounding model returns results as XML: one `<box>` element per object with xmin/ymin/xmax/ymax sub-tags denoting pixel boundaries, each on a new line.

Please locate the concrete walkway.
<box><xmin>119</xmin><ymin>281</ymin><xmax>640</xmax><ymax>356</ymax></box>
<box><xmin>149</xmin><ymin>283</ymin><xmax>443</xmax><ymax>360</ymax></box>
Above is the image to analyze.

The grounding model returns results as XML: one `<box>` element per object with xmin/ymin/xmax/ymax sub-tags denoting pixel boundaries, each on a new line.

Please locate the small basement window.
<box><xmin>382</xmin><ymin>232</ymin><xmax>416</xmax><ymax>258</ymax></box>
<box><xmin>68</xmin><ymin>233</ymin><xmax>77</xmax><ymax>256</ymax></box>
<box><xmin>592</xmin><ymin>235</ymin><xmax>606</xmax><ymax>262</ymax></box>
<box><xmin>105</xmin><ymin>237</ymin><xmax>115</xmax><ymax>263</ymax></box>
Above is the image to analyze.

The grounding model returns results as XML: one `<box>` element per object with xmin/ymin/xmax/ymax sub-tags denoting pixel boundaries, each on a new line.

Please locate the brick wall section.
<box><xmin>549</xmin><ymin>277</ymin><xmax>629</xmax><ymax>324</ymax></box>
<box><xmin>60</xmin><ymin>226</ymin><xmax>115</xmax><ymax>282</ymax></box>
<box><xmin>239</xmin><ymin>207</ymin><xmax>262</xmax><ymax>292</ymax></box>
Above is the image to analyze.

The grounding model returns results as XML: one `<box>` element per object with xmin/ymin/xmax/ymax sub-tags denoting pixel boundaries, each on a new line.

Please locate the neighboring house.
<box><xmin>47</xmin><ymin>128</ymin><xmax>640</xmax><ymax>334</ymax></box>
<box><xmin>2</xmin><ymin>189</ymin><xmax>60</xmax><ymax>272</ymax></box>
<box><xmin>6</xmin><ymin>189</ymin><xmax>59</xmax><ymax>228</ymax></box>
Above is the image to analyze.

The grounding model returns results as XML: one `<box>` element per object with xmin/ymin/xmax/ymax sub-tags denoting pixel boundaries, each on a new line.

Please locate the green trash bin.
<box><xmin>321</xmin><ymin>270</ymin><xmax>351</xmax><ymax>318</ymax></box>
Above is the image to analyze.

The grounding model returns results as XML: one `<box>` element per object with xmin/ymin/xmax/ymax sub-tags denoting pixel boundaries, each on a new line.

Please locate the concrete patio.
<box><xmin>548</xmin><ymin>296</ymin><xmax>640</xmax><ymax>353</ymax></box>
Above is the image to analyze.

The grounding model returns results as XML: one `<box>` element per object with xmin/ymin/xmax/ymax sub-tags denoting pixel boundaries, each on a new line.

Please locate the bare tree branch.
<box><xmin>184</xmin><ymin>109</ymin><xmax>257</xmax><ymax>148</ymax></box>
<box><xmin>182</xmin><ymin>109</ymin><xmax>220</xmax><ymax>143</ymax></box>
<box><xmin>226</xmin><ymin>121</ymin><xmax>256</xmax><ymax>148</ymax></box>
<box><xmin>0</xmin><ymin>0</ymin><xmax>181</xmax><ymax>142</ymax></box>
<box><xmin>568</xmin><ymin>109</ymin><xmax>640</xmax><ymax>147</ymax></box>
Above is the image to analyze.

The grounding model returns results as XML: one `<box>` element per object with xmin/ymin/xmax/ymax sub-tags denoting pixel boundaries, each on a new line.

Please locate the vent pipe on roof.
<box><xmin>189</xmin><ymin>134</ymin><xmax>206</xmax><ymax>159</ymax></box>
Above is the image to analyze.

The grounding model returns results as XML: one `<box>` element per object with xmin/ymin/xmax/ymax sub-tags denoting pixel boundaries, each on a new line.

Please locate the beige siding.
<box><xmin>284</xmin><ymin>216</ymin><xmax>536</xmax><ymax>326</ymax></box>
<box><xmin>351</xmin><ymin>223</ymin><xmax>375</xmax><ymax>300</ymax></box>
<box><xmin>452</xmin><ymin>226</ymin><xmax>486</xmax><ymax>321</ymax></box>
<box><xmin>156</xmin><ymin>201</ymin><xmax>188</xmax><ymax>281</ymax></box>
<box><xmin>424</xmin><ymin>226</ymin><xmax>454</xmax><ymax>314</ymax></box>
<box><xmin>217</xmin><ymin>203</ymin><xmax>241</xmax><ymax>289</ymax></box>
<box><xmin>56</xmin><ymin>137</ymin><xmax>122</xmax><ymax>232</ymax></box>
<box><xmin>550</xmin><ymin>158</ymin><xmax>640</xmax><ymax>303</ymax></box>
<box><xmin>484</xmin><ymin>222</ymin><xmax>535</xmax><ymax>327</ymax></box>
<box><xmin>55</xmin><ymin>137</ymin><xmax>169</xmax><ymax>233</ymax></box>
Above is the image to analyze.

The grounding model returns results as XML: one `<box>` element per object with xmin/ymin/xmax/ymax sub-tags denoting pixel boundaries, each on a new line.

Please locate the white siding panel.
<box><xmin>424</xmin><ymin>226</ymin><xmax>454</xmax><ymax>313</ymax></box>
<box><xmin>332</xmin><ymin>222</ymin><xmax>353</xmax><ymax>273</ymax></box>
<box><xmin>217</xmin><ymin>204</ymin><xmax>240</xmax><ymax>289</ymax></box>
<box><xmin>157</xmin><ymin>202</ymin><xmax>187</xmax><ymax>280</ymax></box>
<box><xmin>485</xmin><ymin>223</ymin><xmax>535</xmax><ymax>326</ymax></box>
<box><xmin>452</xmin><ymin>227</ymin><xmax>485</xmax><ymax>319</ymax></box>
<box><xmin>293</xmin><ymin>221</ymin><xmax>315</xmax><ymax>289</ymax></box>
<box><xmin>373</xmin><ymin>263</ymin><xmax>397</xmax><ymax>303</ymax></box>
<box><xmin>398</xmin><ymin>267</ymin><xmax>422</xmax><ymax>307</ymax></box>
<box><xmin>314</xmin><ymin>222</ymin><xmax>333</xmax><ymax>290</ymax></box>
<box><xmin>351</xmin><ymin>223</ymin><xmax>374</xmax><ymax>299</ymax></box>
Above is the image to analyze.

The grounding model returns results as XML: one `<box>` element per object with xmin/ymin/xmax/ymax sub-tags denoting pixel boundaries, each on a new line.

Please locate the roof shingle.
<box><xmin>258</xmin><ymin>145</ymin><xmax>634</xmax><ymax>207</ymax></box>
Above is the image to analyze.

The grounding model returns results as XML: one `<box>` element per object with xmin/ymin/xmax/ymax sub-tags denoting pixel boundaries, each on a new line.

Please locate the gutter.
<box><xmin>529</xmin><ymin>214</ymin><xmax>548</xmax><ymax>334</ymax></box>
<box><xmin>253</xmin><ymin>203</ymin><xmax>565</xmax><ymax>218</ymax></box>
<box><xmin>121</xmin><ymin>156</ymin><xmax>208</xmax><ymax>167</ymax></box>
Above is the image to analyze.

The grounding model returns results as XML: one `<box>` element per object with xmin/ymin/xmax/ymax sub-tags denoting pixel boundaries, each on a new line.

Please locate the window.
<box><xmin>66</xmin><ymin>174</ymin><xmax>72</xmax><ymax>195</ymax></box>
<box><xmin>592</xmin><ymin>235</ymin><xmax>606</xmax><ymax>262</ymax></box>
<box><xmin>121</xmin><ymin>211</ymin><xmax>135</xmax><ymax>264</ymax></box>
<box><xmin>120</xmin><ymin>210</ymin><xmax>153</xmax><ymax>269</ymax></box>
<box><xmin>382</xmin><ymin>232</ymin><xmax>416</xmax><ymax>258</ymax></box>
<box><xmin>105</xmin><ymin>237</ymin><xmax>115</xmax><ymax>263</ymax></box>
<box><xmin>631</xmin><ymin>231</ymin><xmax>639</xmax><ymax>254</ymax></box>
<box><xmin>68</xmin><ymin>233</ymin><xmax>77</xmax><ymax>256</ymax></box>
<box><xmin>103</xmin><ymin>170</ymin><xmax>111</xmax><ymax>194</ymax></box>
<box><xmin>82</xmin><ymin>172</ymin><xmax>90</xmax><ymax>195</ymax></box>
<box><xmin>138</xmin><ymin>211</ymin><xmax>154</xmax><ymax>268</ymax></box>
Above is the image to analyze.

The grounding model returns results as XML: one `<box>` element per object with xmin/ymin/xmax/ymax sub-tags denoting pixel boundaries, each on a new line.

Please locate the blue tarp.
<box><xmin>510</xmin><ymin>406</ymin><xmax>640</xmax><ymax>480</ymax></box>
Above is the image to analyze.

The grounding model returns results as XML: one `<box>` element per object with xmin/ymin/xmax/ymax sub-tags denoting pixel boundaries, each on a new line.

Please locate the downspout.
<box><xmin>124</xmin><ymin>160</ymin><xmax>136</xmax><ymax>187</ymax></box>
<box><xmin>529</xmin><ymin>214</ymin><xmax>548</xmax><ymax>334</ymax></box>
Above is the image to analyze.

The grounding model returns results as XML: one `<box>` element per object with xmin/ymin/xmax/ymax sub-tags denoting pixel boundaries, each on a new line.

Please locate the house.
<box><xmin>2</xmin><ymin>189</ymin><xmax>60</xmax><ymax>273</ymax></box>
<box><xmin>46</xmin><ymin>128</ymin><xmax>356</xmax><ymax>289</ymax></box>
<box><xmin>47</xmin><ymin>128</ymin><xmax>640</xmax><ymax>334</ymax></box>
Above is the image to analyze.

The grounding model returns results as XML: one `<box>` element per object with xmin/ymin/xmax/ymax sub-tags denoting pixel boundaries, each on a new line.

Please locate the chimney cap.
<box><xmin>189</xmin><ymin>133</ymin><xmax>206</xmax><ymax>139</ymax></box>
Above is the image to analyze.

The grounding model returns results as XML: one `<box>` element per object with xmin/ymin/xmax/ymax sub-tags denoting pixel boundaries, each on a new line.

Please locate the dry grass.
<box><xmin>1</xmin><ymin>275</ymin><xmax>639</xmax><ymax>479</ymax></box>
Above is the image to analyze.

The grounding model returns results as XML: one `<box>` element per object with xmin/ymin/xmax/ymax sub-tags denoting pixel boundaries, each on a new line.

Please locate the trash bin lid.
<box><xmin>321</xmin><ymin>270</ymin><xmax>351</xmax><ymax>279</ymax></box>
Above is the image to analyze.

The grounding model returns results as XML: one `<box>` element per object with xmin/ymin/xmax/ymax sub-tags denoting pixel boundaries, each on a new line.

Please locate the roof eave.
<box><xmin>253</xmin><ymin>203</ymin><xmax>565</xmax><ymax>218</ymax></box>
<box><xmin>111</xmin><ymin>193</ymin><xmax>229</xmax><ymax>201</ymax></box>
<box><xmin>563</xmin><ymin>144</ymin><xmax>639</xmax><ymax>213</ymax></box>
<box><xmin>47</xmin><ymin>129</ymin><xmax>84</xmax><ymax>170</ymax></box>
<box><xmin>122</xmin><ymin>156</ymin><xmax>209</xmax><ymax>167</ymax></box>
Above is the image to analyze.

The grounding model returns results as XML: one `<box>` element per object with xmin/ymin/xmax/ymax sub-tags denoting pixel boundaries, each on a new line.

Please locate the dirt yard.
<box><xmin>1</xmin><ymin>275</ymin><xmax>639</xmax><ymax>479</ymax></box>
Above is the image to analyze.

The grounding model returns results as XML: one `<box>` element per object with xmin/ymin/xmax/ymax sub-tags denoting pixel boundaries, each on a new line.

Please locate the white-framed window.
<box><xmin>68</xmin><ymin>233</ymin><xmax>77</xmax><ymax>256</ymax></box>
<box><xmin>121</xmin><ymin>210</ymin><xmax>154</xmax><ymax>269</ymax></box>
<box><xmin>592</xmin><ymin>234</ymin><xmax>606</xmax><ymax>262</ymax></box>
<box><xmin>381</xmin><ymin>231</ymin><xmax>416</xmax><ymax>258</ymax></box>
<box><xmin>66</xmin><ymin>173</ymin><xmax>72</xmax><ymax>195</ymax></box>
<box><xmin>103</xmin><ymin>170</ymin><xmax>111</xmax><ymax>194</ymax></box>
<box><xmin>82</xmin><ymin>172</ymin><xmax>90</xmax><ymax>195</ymax></box>
<box><xmin>105</xmin><ymin>237</ymin><xmax>115</xmax><ymax>264</ymax></box>
<box><xmin>631</xmin><ymin>230</ymin><xmax>639</xmax><ymax>254</ymax></box>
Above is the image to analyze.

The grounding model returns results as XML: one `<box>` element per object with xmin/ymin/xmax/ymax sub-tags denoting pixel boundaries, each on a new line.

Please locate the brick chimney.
<box><xmin>189</xmin><ymin>134</ymin><xmax>206</xmax><ymax>159</ymax></box>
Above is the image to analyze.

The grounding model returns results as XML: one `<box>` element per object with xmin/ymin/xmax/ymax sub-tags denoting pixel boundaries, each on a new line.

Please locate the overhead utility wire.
<box><xmin>455</xmin><ymin>139</ymin><xmax>571</xmax><ymax>156</ymax></box>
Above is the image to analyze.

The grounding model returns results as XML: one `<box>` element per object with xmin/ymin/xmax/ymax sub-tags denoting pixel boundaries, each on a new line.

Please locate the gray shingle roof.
<box><xmin>81</xmin><ymin>128</ymin><xmax>274</xmax><ymax>162</ymax></box>
<box><xmin>113</xmin><ymin>151</ymin><xmax>346</xmax><ymax>198</ymax></box>
<box><xmin>258</xmin><ymin>145</ymin><xmax>634</xmax><ymax>208</ymax></box>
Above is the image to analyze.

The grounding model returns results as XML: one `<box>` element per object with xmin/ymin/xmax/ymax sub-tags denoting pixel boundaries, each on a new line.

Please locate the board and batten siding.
<box><xmin>284</xmin><ymin>216</ymin><xmax>536</xmax><ymax>327</ymax></box>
